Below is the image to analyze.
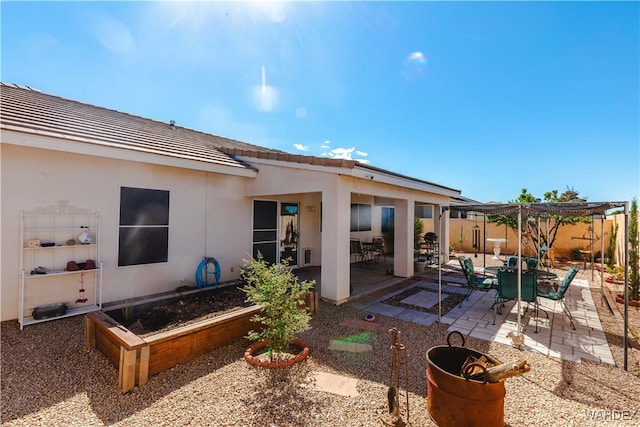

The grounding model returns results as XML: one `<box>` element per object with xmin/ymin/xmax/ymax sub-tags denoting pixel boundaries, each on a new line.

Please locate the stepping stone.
<box><xmin>328</xmin><ymin>340</ymin><xmax>373</xmax><ymax>353</ymax></box>
<box><xmin>306</xmin><ymin>371</ymin><xmax>359</xmax><ymax>397</ymax></box>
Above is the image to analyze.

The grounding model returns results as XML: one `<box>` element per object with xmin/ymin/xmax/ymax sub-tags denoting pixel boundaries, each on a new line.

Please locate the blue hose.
<box><xmin>195</xmin><ymin>257</ymin><xmax>221</xmax><ymax>288</ymax></box>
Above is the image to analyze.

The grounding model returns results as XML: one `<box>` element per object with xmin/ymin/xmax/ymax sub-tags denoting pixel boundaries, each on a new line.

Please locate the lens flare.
<box><xmin>402</xmin><ymin>51</ymin><xmax>428</xmax><ymax>82</ymax></box>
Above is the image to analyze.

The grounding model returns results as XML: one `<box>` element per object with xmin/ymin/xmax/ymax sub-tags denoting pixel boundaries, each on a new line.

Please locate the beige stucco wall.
<box><xmin>1</xmin><ymin>143</ymin><xmax>255</xmax><ymax>321</ymax></box>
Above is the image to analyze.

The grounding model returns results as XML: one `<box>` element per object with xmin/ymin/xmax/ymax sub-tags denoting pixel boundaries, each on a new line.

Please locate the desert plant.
<box><xmin>607</xmin><ymin>222</ymin><xmax>618</xmax><ymax>270</ymax></box>
<box><xmin>629</xmin><ymin>198</ymin><xmax>639</xmax><ymax>301</ymax></box>
<box><xmin>414</xmin><ymin>217</ymin><xmax>425</xmax><ymax>259</ymax></box>
<box><xmin>487</xmin><ymin>187</ymin><xmax>591</xmax><ymax>256</ymax></box>
<box><xmin>241</xmin><ymin>253</ymin><xmax>314</xmax><ymax>360</ymax></box>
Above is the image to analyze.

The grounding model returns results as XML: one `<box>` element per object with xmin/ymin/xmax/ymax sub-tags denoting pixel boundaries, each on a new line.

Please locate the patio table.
<box><xmin>484</xmin><ymin>266</ymin><xmax>558</xmax><ymax>280</ymax></box>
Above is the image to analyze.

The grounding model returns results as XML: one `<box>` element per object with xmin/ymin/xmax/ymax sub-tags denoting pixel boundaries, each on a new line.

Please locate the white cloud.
<box><xmin>356</xmin><ymin>150</ymin><xmax>368</xmax><ymax>157</ymax></box>
<box><xmin>327</xmin><ymin>147</ymin><xmax>355</xmax><ymax>159</ymax></box>
<box><xmin>325</xmin><ymin>146</ymin><xmax>370</xmax><ymax>164</ymax></box>
<box><xmin>294</xmin><ymin>144</ymin><xmax>308</xmax><ymax>151</ymax></box>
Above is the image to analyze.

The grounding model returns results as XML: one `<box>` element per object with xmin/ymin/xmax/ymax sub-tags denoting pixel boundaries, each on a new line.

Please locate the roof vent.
<box><xmin>169</xmin><ymin>120</ymin><xmax>176</xmax><ymax>130</ymax></box>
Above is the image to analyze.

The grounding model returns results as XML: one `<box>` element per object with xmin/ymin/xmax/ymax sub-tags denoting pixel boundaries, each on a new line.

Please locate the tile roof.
<box><xmin>0</xmin><ymin>82</ymin><xmax>280</xmax><ymax>169</ymax></box>
<box><xmin>0</xmin><ymin>83</ymin><xmax>459</xmax><ymax>195</ymax></box>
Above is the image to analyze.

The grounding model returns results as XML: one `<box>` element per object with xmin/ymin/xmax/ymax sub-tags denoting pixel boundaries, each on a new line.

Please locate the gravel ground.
<box><xmin>3</xmin><ymin>288</ymin><xmax>640</xmax><ymax>427</ymax></box>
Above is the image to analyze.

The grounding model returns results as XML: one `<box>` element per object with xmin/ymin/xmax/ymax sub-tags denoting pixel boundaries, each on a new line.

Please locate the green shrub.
<box><xmin>241</xmin><ymin>254</ymin><xmax>314</xmax><ymax>359</ymax></box>
<box><xmin>607</xmin><ymin>222</ymin><xmax>618</xmax><ymax>270</ymax></box>
<box><xmin>414</xmin><ymin>217</ymin><xmax>425</xmax><ymax>257</ymax></box>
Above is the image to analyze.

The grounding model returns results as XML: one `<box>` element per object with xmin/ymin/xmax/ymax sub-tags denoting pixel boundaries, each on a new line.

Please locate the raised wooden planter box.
<box><xmin>85</xmin><ymin>289</ymin><xmax>318</xmax><ymax>393</ymax></box>
<box><xmin>85</xmin><ymin>305</ymin><xmax>261</xmax><ymax>393</ymax></box>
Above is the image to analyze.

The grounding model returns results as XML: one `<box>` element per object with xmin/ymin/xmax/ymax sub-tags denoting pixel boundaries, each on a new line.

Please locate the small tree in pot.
<box><xmin>414</xmin><ymin>217</ymin><xmax>427</xmax><ymax>272</ymax></box>
<box><xmin>241</xmin><ymin>254</ymin><xmax>314</xmax><ymax>365</ymax></box>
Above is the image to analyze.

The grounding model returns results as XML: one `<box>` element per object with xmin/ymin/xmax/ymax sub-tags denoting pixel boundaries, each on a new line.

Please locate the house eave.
<box><xmin>231</xmin><ymin>155</ymin><xmax>460</xmax><ymax>198</ymax></box>
<box><xmin>1</xmin><ymin>125</ymin><xmax>258</xmax><ymax>177</ymax></box>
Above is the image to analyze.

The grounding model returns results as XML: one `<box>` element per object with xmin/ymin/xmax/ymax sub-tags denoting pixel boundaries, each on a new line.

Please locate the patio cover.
<box><xmin>442</xmin><ymin>201</ymin><xmax>632</xmax><ymax>369</ymax></box>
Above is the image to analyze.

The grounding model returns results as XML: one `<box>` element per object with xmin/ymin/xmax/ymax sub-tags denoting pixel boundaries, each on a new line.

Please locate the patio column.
<box><xmin>394</xmin><ymin>198</ymin><xmax>413</xmax><ymax>277</ymax></box>
<box><xmin>320</xmin><ymin>181</ymin><xmax>351</xmax><ymax>303</ymax></box>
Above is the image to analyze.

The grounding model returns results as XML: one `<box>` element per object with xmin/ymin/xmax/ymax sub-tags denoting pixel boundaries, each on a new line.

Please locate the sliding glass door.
<box><xmin>279</xmin><ymin>203</ymin><xmax>299</xmax><ymax>267</ymax></box>
<box><xmin>252</xmin><ymin>200</ymin><xmax>299</xmax><ymax>267</ymax></box>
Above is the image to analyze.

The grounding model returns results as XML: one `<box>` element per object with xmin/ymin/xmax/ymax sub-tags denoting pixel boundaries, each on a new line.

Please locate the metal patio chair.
<box><xmin>458</xmin><ymin>256</ymin><xmax>497</xmax><ymax>307</ymax></box>
<box><xmin>537</xmin><ymin>267</ymin><xmax>578</xmax><ymax>330</ymax></box>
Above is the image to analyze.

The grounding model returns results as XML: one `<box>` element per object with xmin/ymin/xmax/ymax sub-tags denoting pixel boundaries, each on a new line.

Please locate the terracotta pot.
<box><xmin>615</xmin><ymin>293</ymin><xmax>640</xmax><ymax>307</ymax></box>
<box><xmin>244</xmin><ymin>339</ymin><xmax>310</xmax><ymax>368</ymax></box>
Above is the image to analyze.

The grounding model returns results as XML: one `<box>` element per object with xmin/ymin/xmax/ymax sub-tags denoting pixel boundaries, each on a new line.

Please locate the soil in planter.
<box><xmin>105</xmin><ymin>285</ymin><xmax>249</xmax><ymax>337</ymax></box>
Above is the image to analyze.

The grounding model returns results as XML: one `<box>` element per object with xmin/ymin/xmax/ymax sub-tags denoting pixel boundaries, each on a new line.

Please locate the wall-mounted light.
<box><xmin>306</xmin><ymin>205</ymin><xmax>316</xmax><ymax>212</ymax></box>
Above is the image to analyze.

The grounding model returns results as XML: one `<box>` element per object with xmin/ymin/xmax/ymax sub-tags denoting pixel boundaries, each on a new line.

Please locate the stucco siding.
<box><xmin>1</xmin><ymin>143</ymin><xmax>253</xmax><ymax>321</ymax></box>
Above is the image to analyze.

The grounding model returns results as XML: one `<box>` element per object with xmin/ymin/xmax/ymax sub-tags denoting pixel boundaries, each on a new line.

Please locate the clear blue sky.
<box><xmin>2</xmin><ymin>1</ymin><xmax>639</xmax><ymax>204</ymax></box>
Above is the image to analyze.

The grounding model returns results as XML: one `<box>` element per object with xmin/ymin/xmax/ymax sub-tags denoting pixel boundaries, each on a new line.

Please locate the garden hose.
<box><xmin>195</xmin><ymin>257</ymin><xmax>221</xmax><ymax>288</ymax></box>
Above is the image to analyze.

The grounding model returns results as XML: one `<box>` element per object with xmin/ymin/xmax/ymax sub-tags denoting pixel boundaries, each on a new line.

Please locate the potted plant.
<box><xmin>241</xmin><ymin>254</ymin><xmax>314</xmax><ymax>367</ymax></box>
<box><xmin>414</xmin><ymin>217</ymin><xmax>427</xmax><ymax>272</ymax></box>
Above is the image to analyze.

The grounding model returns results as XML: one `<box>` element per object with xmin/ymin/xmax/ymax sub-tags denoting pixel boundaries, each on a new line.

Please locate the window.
<box><xmin>382</xmin><ymin>207</ymin><xmax>394</xmax><ymax>232</ymax></box>
<box><xmin>415</xmin><ymin>205</ymin><xmax>433</xmax><ymax>219</ymax></box>
<box><xmin>118</xmin><ymin>187</ymin><xmax>170</xmax><ymax>266</ymax></box>
<box><xmin>252</xmin><ymin>200</ymin><xmax>278</xmax><ymax>264</ymax></box>
<box><xmin>350</xmin><ymin>203</ymin><xmax>371</xmax><ymax>231</ymax></box>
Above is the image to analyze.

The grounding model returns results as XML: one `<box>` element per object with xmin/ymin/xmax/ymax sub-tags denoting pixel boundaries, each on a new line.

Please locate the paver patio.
<box><xmin>347</xmin><ymin>260</ymin><xmax>615</xmax><ymax>365</ymax></box>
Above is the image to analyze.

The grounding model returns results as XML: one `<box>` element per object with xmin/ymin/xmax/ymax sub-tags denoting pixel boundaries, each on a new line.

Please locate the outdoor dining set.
<box><xmin>457</xmin><ymin>255</ymin><xmax>578</xmax><ymax>333</ymax></box>
<box><xmin>350</xmin><ymin>237</ymin><xmax>386</xmax><ymax>264</ymax></box>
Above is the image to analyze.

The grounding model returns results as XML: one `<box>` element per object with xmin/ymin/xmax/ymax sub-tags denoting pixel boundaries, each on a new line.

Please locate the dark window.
<box><xmin>252</xmin><ymin>200</ymin><xmax>278</xmax><ymax>264</ymax></box>
<box><xmin>118</xmin><ymin>187</ymin><xmax>170</xmax><ymax>266</ymax></box>
<box><xmin>350</xmin><ymin>203</ymin><xmax>372</xmax><ymax>232</ymax></box>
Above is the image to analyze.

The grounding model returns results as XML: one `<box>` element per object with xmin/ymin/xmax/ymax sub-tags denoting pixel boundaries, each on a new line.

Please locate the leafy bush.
<box><xmin>607</xmin><ymin>222</ymin><xmax>618</xmax><ymax>270</ymax></box>
<box><xmin>241</xmin><ymin>254</ymin><xmax>314</xmax><ymax>359</ymax></box>
<box><xmin>414</xmin><ymin>217</ymin><xmax>425</xmax><ymax>257</ymax></box>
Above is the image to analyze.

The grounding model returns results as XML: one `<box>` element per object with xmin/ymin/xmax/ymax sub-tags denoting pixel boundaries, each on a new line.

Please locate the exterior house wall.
<box><xmin>1</xmin><ymin>84</ymin><xmax>463</xmax><ymax>321</ymax></box>
<box><xmin>1</xmin><ymin>143</ymin><xmax>253</xmax><ymax>321</ymax></box>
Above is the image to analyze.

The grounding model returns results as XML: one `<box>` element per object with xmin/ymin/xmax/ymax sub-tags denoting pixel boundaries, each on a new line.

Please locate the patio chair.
<box><xmin>503</xmin><ymin>256</ymin><xmax>519</xmax><ymax>268</ymax></box>
<box><xmin>537</xmin><ymin>267</ymin><xmax>578</xmax><ymax>330</ymax></box>
<box><xmin>370</xmin><ymin>236</ymin><xmax>386</xmax><ymax>262</ymax></box>
<box><xmin>350</xmin><ymin>238</ymin><xmax>369</xmax><ymax>263</ymax></box>
<box><xmin>494</xmin><ymin>269</ymin><xmax>539</xmax><ymax>331</ymax></box>
<box><xmin>458</xmin><ymin>256</ymin><xmax>497</xmax><ymax>307</ymax></box>
<box><xmin>525</xmin><ymin>245</ymin><xmax>547</xmax><ymax>270</ymax></box>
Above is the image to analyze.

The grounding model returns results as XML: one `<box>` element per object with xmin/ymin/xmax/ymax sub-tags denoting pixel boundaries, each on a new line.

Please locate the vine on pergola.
<box><xmin>487</xmin><ymin>187</ymin><xmax>592</xmax><ymax>255</ymax></box>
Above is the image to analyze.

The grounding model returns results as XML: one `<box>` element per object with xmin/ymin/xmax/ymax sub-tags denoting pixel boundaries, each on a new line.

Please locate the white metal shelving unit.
<box><xmin>19</xmin><ymin>200</ymin><xmax>102</xmax><ymax>329</ymax></box>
